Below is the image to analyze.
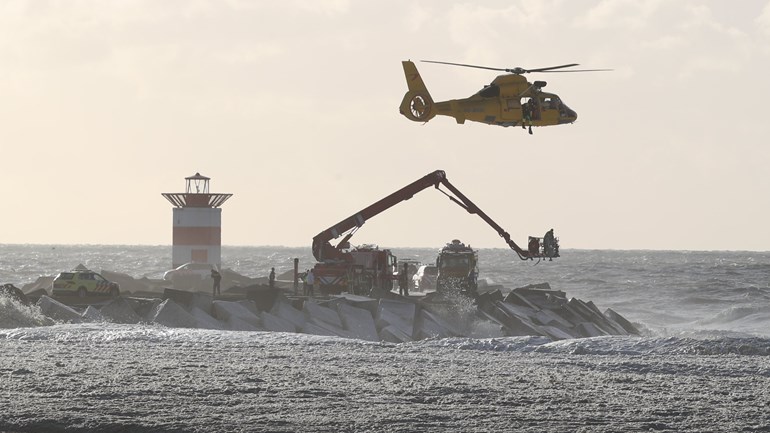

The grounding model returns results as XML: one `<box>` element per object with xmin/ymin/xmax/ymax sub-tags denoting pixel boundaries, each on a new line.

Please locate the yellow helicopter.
<box><xmin>399</xmin><ymin>60</ymin><xmax>610</xmax><ymax>134</ymax></box>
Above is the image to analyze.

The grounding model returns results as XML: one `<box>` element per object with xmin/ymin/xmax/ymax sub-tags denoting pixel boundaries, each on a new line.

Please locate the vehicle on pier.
<box><xmin>52</xmin><ymin>267</ymin><xmax>120</xmax><ymax>298</ymax></box>
<box><xmin>413</xmin><ymin>264</ymin><xmax>438</xmax><ymax>292</ymax></box>
<box><xmin>436</xmin><ymin>239</ymin><xmax>479</xmax><ymax>295</ymax></box>
<box><xmin>311</xmin><ymin>244</ymin><xmax>397</xmax><ymax>296</ymax></box>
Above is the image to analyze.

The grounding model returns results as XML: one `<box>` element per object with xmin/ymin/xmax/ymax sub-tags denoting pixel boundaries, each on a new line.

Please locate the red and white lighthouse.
<box><xmin>162</xmin><ymin>173</ymin><xmax>233</xmax><ymax>269</ymax></box>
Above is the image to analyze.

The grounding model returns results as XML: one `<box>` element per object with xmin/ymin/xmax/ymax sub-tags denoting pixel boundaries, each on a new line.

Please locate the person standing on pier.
<box><xmin>305</xmin><ymin>269</ymin><xmax>315</xmax><ymax>296</ymax></box>
<box><xmin>399</xmin><ymin>263</ymin><xmax>409</xmax><ymax>296</ymax></box>
<box><xmin>211</xmin><ymin>268</ymin><xmax>222</xmax><ymax>297</ymax></box>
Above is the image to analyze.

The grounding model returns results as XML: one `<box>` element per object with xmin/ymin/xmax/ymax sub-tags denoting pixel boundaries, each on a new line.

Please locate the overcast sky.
<box><xmin>2</xmin><ymin>0</ymin><xmax>769</xmax><ymax>251</ymax></box>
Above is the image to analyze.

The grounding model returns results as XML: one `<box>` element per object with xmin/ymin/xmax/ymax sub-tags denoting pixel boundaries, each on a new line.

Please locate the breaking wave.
<box><xmin>0</xmin><ymin>293</ymin><xmax>53</xmax><ymax>329</ymax></box>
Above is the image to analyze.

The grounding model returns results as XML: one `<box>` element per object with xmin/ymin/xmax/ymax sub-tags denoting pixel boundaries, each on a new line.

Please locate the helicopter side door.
<box><xmin>501</xmin><ymin>98</ymin><xmax>521</xmax><ymax>122</ymax></box>
<box><xmin>521</xmin><ymin>97</ymin><xmax>542</xmax><ymax>122</ymax></box>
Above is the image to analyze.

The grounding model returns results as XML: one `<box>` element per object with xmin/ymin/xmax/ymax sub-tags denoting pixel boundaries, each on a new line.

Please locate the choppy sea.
<box><xmin>2</xmin><ymin>245</ymin><xmax>770</xmax><ymax>432</ymax></box>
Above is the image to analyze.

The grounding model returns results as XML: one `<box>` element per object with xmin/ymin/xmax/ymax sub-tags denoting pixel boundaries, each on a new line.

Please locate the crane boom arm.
<box><xmin>312</xmin><ymin>170</ymin><xmax>447</xmax><ymax>261</ymax></box>
<box><xmin>311</xmin><ymin>170</ymin><xmax>555</xmax><ymax>262</ymax></box>
<box><xmin>435</xmin><ymin>175</ymin><xmax>533</xmax><ymax>260</ymax></box>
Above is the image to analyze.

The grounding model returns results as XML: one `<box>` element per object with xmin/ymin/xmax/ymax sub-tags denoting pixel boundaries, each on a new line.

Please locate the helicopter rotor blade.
<box><xmin>537</xmin><ymin>68</ymin><xmax>614</xmax><ymax>73</ymax></box>
<box><xmin>421</xmin><ymin>60</ymin><xmax>610</xmax><ymax>75</ymax></box>
<box><xmin>421</xmin><ymin>60</ymin><xmax>509</xmax><ymax>72</ymax></box>
<box><xmin>525</xmin><ymin>64</ymin><xmax>579</xmax><ymax>73</ymax></box>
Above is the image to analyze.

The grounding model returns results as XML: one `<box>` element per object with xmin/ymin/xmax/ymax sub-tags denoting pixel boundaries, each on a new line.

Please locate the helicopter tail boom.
<box><xmin>400</xmin><ymin>60</ymin><xmax>436</xmax><ymax>122</ymax></box>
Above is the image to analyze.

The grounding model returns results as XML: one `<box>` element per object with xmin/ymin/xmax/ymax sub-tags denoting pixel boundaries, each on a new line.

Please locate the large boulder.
<box><xmin>337</xmin><ymin>302</ymin><xmax>379</xmax><ymax>342</ymax></box>
<box><xmin>539</xmin><ymin>325</ymin><xmax>576</xmax><ymax>340</ymax></box>
<box><xmin>125</xmin><ymin>298</ymin><xmax>163</xmax><ymax>321</ymax></box>
<box><xmin>302</xmin><ymin>321</ymin><xmax>342</xmax><ymax>337</ymax></box>
<box><xmin>303</xmin><ymin>300</ymin><xmax>343</xmax><ymax>329</ymax></box>
<box><xmin>150</xmin><ymin>299</ymin><xmax>198</xmax><ymax>328</ymax></box>
<box><xmin>566</xmin><ymin>298</ymin><xmax>625</xmax><ymax>336</ymax></box>
<box><xmin>489</xmin><ymin>301</ymin><xmax>543</xmax><ymax>337</ymax></box>
<box><xmin>532</xmin><ymin>308</ymin><xmax>574</xmax><ymax>329</ymax></box>
<box><xmin>23</xmin><ymin>288</ymin><xmax>49</xmax><ymax>304</ymax></box>
<box><xmin>246</xmin><ymin>286</ymin><xmax>281</xmax><ymax>311</ymax></box>
<box><xmin>303</xmin><ymin>317</ymin><xmax>350</xmax><ymax>338</ymax></box>
<box><xmin>271</xmin><ymin>300</ymin><xmax>306</xmax><ymax>330</ymax></box>
<box><xmin>81</xmin><ymin>305</ymin><xmax>105</xmax><ymax>322</ymax></box>
<box><xmin>574</xmin><ymin>322</ymin><xmax>607</xmax><ymax>338</ymax></box>
<box><xmin>100</xmin><ymin>297</ymin><xmax>143</xmax><ymax>324</ymax></box>
<box><xmin>162</xmin><ymin>288</ymin><xmax>195</xmax><ymax>307</ymax></box>
<box><xmin>604</xmin><ymin>308</ymin><xmax>640</xmax><ymax>335</ymax></box>
<box><xmin>375</xmin><ymin>300</ymin><xmax>416</xmax><ymax>340</ymax></box>
<box><xmin>332</xmin><ymin>294</ymin><xmax>379</xmax><ymax>316</ymax></box>
<box><xmin>379</xmin><ymin>325</ymin><xmax>412</xmax><ymax>343</ymax></box>
<box><xmin>414</xmin><ymin>308</ymin><xmax>463</xmax><ymax>340</ymax></box>
<box><xmin>22</xmin><ymin>276</ymin><xmax>54</xmax><ymax>295</ymax></box>
<box><xmin>191</xmin><ymin>306</ymin><xmax>225</xmax><ymax>330</ymax></box>
<box><xmin>378</xmin><ymin>299</ymin><xmax>417</xmax><ymax>321</ymax></box>
<box><xmin>260</xmin><ymin>311</ymin><xmax>297</xmax><ymax>333</ymax></box>
<box><xmin>212</xmin><ymin>300</ymin><xmax>261</xmax><ymax>329</ymax></box>
<box><xmin>36</xmin><ymin>296</ymin><xmax>83</xmax><ymax>323</ymax></box>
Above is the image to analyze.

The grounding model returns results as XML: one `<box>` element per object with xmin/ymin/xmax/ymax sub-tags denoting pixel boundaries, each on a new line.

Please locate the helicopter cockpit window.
<box><xmin>477</xmin><ymin>84</ymin><xmax>500</xmax><ymax>98</ymax></box>
<box><xmin>543</xmin><ymin>97</ymin><xmax>561</xmax><ymax>110</ymax></box>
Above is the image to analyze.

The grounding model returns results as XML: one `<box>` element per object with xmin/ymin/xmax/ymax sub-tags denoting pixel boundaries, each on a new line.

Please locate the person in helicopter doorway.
<box><xmin>521</xmin><ymin>99</ymin><xmax>534</xmax><ymax>135</ymax></box>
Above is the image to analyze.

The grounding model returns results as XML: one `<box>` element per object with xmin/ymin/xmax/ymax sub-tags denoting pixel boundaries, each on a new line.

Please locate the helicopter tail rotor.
<box><xmin>400</xmin><ymin>60</ymin><xmax>436</xmax><ymax>122</ymax></box>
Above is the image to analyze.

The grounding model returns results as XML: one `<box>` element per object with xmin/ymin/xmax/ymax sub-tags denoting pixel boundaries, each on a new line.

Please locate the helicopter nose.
<box><xmin>560</xmin><ymin>105</ymin><xmax>577</xmax><ymax>124</ymax></box>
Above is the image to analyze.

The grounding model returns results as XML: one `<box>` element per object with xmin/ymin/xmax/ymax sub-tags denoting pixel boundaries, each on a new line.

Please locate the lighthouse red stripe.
<box><xmin>173</xmin><ymin>227</ymin><xmax>221</xmax><ymax>245</ymax></box>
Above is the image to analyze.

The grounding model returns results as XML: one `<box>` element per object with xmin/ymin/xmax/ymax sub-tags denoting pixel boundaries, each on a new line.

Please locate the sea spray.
<box><xmin>0</xmin><ymin>293</ymin><xmax>54</xmax><ymax>328</ymax></box>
